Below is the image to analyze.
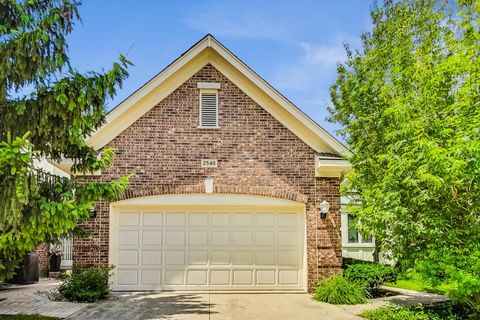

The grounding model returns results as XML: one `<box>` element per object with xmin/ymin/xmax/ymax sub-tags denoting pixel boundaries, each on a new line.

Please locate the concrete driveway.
<box><xmin>67</xmin><ymin>292</ymin><xmax>361</xmax><ymax>320</ymax></box>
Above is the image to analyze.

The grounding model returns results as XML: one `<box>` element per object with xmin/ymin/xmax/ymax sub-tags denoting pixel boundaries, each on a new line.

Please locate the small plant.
<box><xmin>361</xmin><ymin>303</ymin><xmax>476</xmax><ymax>320</ymax></box>
<box><xmin>313</xmin><ymin>275</ymin><xmax>367</xmax><ymax>304</ymax></box>
<box><xmin>58</xmin><ymin>266</ymin><xmax>111</xmax><ymax>302</ymax></box>
<box><xmin>361</xmin><ymin>305</ymin><xmax>430</xmax><ymax>320</ymax></box>
<box><xmin>344</xmin><ymin>263</ymin><xmax>398</xmax><ymax>293</ymax></box>
<box><xmin>48</xmin><ymin>243</ymin><xmax>63</xmax><ymax>257</ymax></box>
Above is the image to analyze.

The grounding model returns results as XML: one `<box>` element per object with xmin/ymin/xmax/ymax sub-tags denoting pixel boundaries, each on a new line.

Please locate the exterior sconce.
<box><xmin>319</xmin><ymin>200</ymin><xmax>330</xmax><ymax>219</ymax></box>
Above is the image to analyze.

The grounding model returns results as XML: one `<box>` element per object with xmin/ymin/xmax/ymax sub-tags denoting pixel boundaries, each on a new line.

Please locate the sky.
<box><xmin>66</xmin><ymin>1</ymin><xmax>374</xmax><ymax>140</ymax></box>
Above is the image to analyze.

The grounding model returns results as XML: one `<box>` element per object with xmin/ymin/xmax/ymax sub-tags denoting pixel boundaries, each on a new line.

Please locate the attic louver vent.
<box><xmin>200</xmin><ymin>92</ymin><xmax>218</xmax><ymax>127</ymax></box>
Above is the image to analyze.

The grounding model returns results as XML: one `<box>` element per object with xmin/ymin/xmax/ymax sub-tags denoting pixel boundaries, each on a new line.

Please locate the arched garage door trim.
<box><xmin>116</xmin><ymin>185</ymin><xmax>309</xmax><ymax>204</ymax></box>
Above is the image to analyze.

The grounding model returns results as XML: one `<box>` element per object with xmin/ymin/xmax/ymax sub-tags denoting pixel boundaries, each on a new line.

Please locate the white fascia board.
<box><xmin>105</xmin><ymin>40</ymin><xmax>209</xmax><ymax>125</ymax></box>
<box><xmin>48</xmin><ymin>158</ymin><xmax>102</xmax><ymax>176</ymax></box>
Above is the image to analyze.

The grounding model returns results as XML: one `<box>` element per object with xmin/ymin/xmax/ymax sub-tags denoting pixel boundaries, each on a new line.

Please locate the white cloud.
<box><xmin>272</xmin><ymin>33</ymin><xmax>360</xmax><ymax>91</ymax></box>
<box><xmin>300</xmin><ymin>42</ymin><xmax>347</xmax><ymax>68</ymax></box>
<box><xmin>182</xmin><ymin>3</ymin><xmax>295</xmax><ymax>41</ymax></box>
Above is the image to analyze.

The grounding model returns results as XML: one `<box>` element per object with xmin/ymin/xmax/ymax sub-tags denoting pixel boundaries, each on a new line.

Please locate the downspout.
<box><xmin>314</xmin><ymin>175</ymin><xmax>319</xmax><ymax>284</ymax></box>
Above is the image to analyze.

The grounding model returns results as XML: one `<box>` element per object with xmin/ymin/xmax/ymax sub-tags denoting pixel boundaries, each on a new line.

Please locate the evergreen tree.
<box><xmin>0</xmin><ymin>0</ymin><xmax>130</xmax><ymax>279</ymax></box>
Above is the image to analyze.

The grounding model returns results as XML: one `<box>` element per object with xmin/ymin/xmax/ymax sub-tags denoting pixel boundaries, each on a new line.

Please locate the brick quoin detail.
<box><xmin>73</xmin><ymin>64</ymin><xmax>342</xmax><ymax>292</ymax></box>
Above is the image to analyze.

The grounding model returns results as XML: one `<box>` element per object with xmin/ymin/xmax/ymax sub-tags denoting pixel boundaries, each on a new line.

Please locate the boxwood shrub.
<box><xmin>344</xmin><ymin>262</ymin><xmax>398</xmax><ymax>292</ymax></box>
<box><xmin>58</xmin><ymin>266</ymin><xmax>111</xmax><ymax>302</ymax></box>
<box><xmin>313</xmin><ymin>275</ymin><xmax>367</xmax><ymax>305</ymax></box>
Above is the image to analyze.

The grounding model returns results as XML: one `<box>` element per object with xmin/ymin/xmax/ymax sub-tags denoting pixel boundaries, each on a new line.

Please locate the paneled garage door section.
<box><xmin>112</xmin><ymin>208</ymin><xmax>305</xmax><ymax>291</ymax></box>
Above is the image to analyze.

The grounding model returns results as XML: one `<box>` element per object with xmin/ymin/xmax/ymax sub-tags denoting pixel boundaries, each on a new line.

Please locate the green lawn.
<box><xmin>385</xmin><ymin>279</ymin><xmax>435</xmax><ymax>292</ymax></box>
<box><xmin>385</xmin><ymin>272</ymin><xmax>456</xmax><ymax>296</ymax></box>
<box><xmin>0</xmin><ymin>315</ymin><xmax>59</xmax><ymax>320</ymax></box>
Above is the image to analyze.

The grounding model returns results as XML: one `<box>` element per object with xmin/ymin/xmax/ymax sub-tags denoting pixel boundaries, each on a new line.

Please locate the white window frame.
<box><xmin>198</xmin><ymin>83</ymin><xmax>220</xmax><ymax>129</ymax></box>
<box><xmin>341</xmin><ymin>209</ymin><xmax>375</xmax><ymax>248</ymax></box>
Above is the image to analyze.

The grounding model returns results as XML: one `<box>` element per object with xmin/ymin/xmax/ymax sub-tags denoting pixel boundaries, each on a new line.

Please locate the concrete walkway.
<box><xmin>0</xmin><ymin>279</ymin><xmax>89</xmax><ymax>318</ymax></box>
<box><xmin>338</xmin><ymin>285</ymin><xmax>450</xmax><ymax>315</ymax></box>
<box><xmin>67</xmin><ymin>292</ymin><xmax>362</xmax><ymax>320</ymax></box>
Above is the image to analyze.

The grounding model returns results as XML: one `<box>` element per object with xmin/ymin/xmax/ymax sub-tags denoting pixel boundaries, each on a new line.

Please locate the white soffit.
<box><xmin>315</xmin><ymin>158</ymin><xmax>352</xmax><ymax>178</ymax></box>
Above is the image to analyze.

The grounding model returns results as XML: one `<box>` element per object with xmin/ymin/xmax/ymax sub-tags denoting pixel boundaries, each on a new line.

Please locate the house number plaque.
<box><xmin>201</xmin><ymin>159</ymin><xmax>218</xmax><ymax>168</ymax></box>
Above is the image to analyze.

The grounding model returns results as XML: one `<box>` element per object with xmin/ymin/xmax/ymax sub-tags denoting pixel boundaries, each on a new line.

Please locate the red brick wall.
<box><xmin>74</xmin><ymin>64</ymin><xmax>342</xmax><ymax>291</ymax></box>
<box><xmin>35</xmin><ymin>243</ymin><xmax>49</xmax><ymax>277</ymax></box>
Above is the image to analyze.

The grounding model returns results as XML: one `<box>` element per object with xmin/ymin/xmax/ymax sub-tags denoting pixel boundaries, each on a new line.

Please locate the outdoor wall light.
<box><xmin>319</xmin><ymin>200</ymin><xmax>330</xmax><ymax>219</ymax></box>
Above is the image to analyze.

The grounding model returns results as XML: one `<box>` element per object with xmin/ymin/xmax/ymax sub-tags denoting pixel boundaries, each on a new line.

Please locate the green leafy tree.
<box><xmin>329</xmin><ymin>0</ymin><xmax>479</xmax><ymax>311</ymax></box>
<box><xmin>0</xmin><ymin>0</ymin><xmax>131</xmax><ymax>279</ymax></box>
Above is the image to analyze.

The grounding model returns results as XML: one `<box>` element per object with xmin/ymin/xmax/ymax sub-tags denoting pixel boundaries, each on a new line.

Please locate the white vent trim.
<box><xmin>197</xmin><ymin>82</ymin><xmax>221</xmax><ymax>89</ymax></box>
<box><xmin>199</xmin><ymin>89</ymin><xmax>219</xmax><ymax>128</ymax></box>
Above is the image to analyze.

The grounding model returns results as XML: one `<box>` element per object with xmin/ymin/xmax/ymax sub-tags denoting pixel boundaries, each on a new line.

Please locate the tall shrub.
<box><xmin>329</xmin><ymin>0</ymin><xmax>479</xmax><ymax>311</ymax></box>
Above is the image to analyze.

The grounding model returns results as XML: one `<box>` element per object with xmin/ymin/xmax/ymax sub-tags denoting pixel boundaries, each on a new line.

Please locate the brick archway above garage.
<box><xmin>116</xmin><ymin>185</ymin><xmax>308</xmax><ymax>204</ymax></box>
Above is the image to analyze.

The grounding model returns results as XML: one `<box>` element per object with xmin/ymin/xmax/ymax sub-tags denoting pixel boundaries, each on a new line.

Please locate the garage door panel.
<box><xmin>278</xmin><ymin>250</ymin><xmax>298</xmax><ymax>266</ymax></box>
<box><xmin>233</xmin><ymin>231</ymin><xmax>252</xmax><ymax>245</ymax></box>
<box><xmin>278</xmin><ymin>231</ymin><xmax>297</xmax><ymax>246</ymax></box>
<box><xmin>187</xmin><ymin>270</ymin><xmax>207</xmax><ymax>285</ymax></box>
<box><xmin>189</xmin><ymin>231</ymin><xmax>208</xmax><ymax>245</ymax></box>
<box><xmin>118</xmin><ymin>250</ymin><xmax>138</xmax><ymax>266</ymax></box>
<box><xmin>233</xmin><ymin>270</ymin><xmax>253</xmax><ymax>285</ymax></box>
<box><xmin>233</xmin><ymin>251</ymin><xmax>253</xmax><ymax>265</ymax></box>
<box><xmin>256</xmin><ymin>270</ymin><xmax>275</xmax><ymax>285</ymax></box>
<box><xmin>234</xmin><ymin>213</ymin><xmax>252</xmax><ymax>226</ymax></box>
<box><xmin>113</xmin><ymin>207</ymin><xmax>304</xmax><ymax>291</ymax></box>
<box><xmin>210</xmin><ymin>270</ymin><xmax>230</xmax><ymax>285</ymax></box>
<box><xmin>188</xmin><ymin>251</ymin><xmax>208</xmax><ymax>265</ymax></box>
<box><xmin>119</xmin><ymin>212</ymin><xmax>139</xmax><ymax>226</ymax></box>
<box><xmin>255</xmin><ymin>213</ymin><xmax>274</xmax><ymax>226</ymax></box>
<box><xmin>117</xmin><ymin>269</ymin><xmax>138</xmax><ymax>285</ymax></box>
<box><xmin>211</xmin><ymin>213</ymin><xmax>230</xmax><ymax>226</ymax></box>
<box><xmin>279</xmin><ymin>270</ymin><xmax>299</xmax><ymax>285</ymax></box>
<box><xmin>165</xmin><ymin>230</ymin><xmax>185</xmax><ymax>245</ymax></box>
<box><xmin>189</xmin><ymin>212</ymin><xmax>208</xmax><ymax>226</ymax></box>
<box><xmin>255</xmin><ymin>231</ymin><xmax>274</xmax><ymax>245</ymax></box>
<box><xmin>278</xmin><ymin>213</ymin><xmax>297</xmax><ymax>226</ymax></box>
<box><xmin>141</xmin><ymin>250</ymin><xmax>162</xmax><ymax>265</ymax></box>
<box><xmin>141</xmin><ymin>269</ymin><xmax>162</xmax><ymax>285</ymax></box>
<box><xmin>211</xmin><ymin>231</ymin><xmax>229</xmax><ymax>245</ymax></box>
<box><xmin>143</xmin><ymin>212</ymin><xmax>163</xmax><ymax>226</ymax></box>
<box><xmin>211</xmin><ymin>250</ymin><xmax>230</xmax><ymax>265</ymax></box>
<box><xmin>118</xmin><ymin>230</ymin><xmax>139</xmax><ymax>246</ymax></box>
<box><xmin>165</xmin><ymin>270</ymin><xmax>185</xmax><ymax>285</ymax></box>
<box><xmin>166</xmin><ymin>212</ymin><xmax>185</xmax><ymax>226</ymax></box>
<box><xmin>165</xmin><ymin>250</ymin><xmax>185</xmax><ymax>265</ymax></box>
<box><xmin>255</xmin><ymin>251</ymin><xmax>275</xmax><ymax>265</ymax></box>
<box><xmin>142</xmin><ymin>230</ymin><xmax>162</xmax><ymax>246</ymax></box>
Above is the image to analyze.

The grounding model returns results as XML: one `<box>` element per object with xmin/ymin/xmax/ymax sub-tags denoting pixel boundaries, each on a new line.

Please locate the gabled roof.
<box><xmin>87</xmin><ymin>34</ymin><xmax>350</xmax><ymax>157</ymax></box>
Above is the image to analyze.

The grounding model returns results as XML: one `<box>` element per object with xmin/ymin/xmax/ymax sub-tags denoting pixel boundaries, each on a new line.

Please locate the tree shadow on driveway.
<box><xmin>67</xmin><ymin>292</ymin><xmax>215</xmax><ymax>320</ymax></box>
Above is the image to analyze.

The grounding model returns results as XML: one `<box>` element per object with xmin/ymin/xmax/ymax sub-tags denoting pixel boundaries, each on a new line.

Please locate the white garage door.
<box><xmin>110</xmin><ymin>200</ymin><xmax>305</xmax><ymax>291</ymax></box>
